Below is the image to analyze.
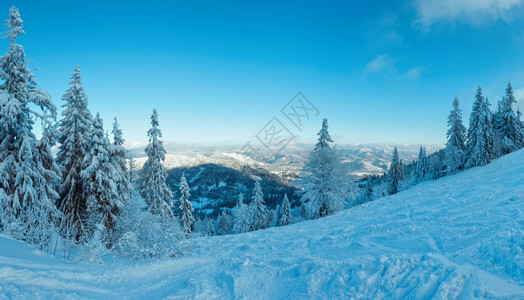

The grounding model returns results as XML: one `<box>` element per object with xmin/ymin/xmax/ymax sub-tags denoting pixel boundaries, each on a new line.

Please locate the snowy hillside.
<box><xmin>1</xmin><ymin>149</ymin><xmax>523</xmax><ymax>299</ymax></box>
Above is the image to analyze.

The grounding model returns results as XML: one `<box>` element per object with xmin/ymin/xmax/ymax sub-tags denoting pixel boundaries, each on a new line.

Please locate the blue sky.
<box><xmin>5</xmin><ymin>0</ymin><xmax>524</xmax><ymax>146</ymax></box>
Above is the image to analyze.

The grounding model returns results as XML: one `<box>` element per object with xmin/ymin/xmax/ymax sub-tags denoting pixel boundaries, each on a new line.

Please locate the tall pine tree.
<box><xmin>141</xmin><ymin>109</ymin><xmax>173</xmax><ymax>219</ymax></box>
<box><xmin>414</xmin><ymin>146</ymin><xmax>430</xmax><ymax>182</ymax></box>
<box><xmin>81</xmin><ymin>113</ymin><xmax>120</xmax><ymax>243</ymax></box>
<box><xmin>296</xmin><ymin>119</ymin><xmax>350</xmax><ymax>218</ymax></box>
<box><xmin>232</xmin><ymin>194</ymin><xmax>250</xmax><ymax>234</ymax></box>
<box><xmin>56</xmin><ymin>65</ymin><xmax>93</xmax><ymax>240</ymax></box>
<box><xmin>387</xmin><ymin>147</ymin><xmax>402</xmax><ymax>195</ymax></box>
<box><xmin>179</xmin><ymin>176</ymin><xmax>194</xmax><ymax>235</ymax></box>
<box><xmin>0</xmin><ymin>7</ymin><xmax>59</xmax><ymax>238</ymax></box>
<box><xmin>249</xmin><ymin>180</ymin><xmax>268</xmax><ymax>231</ymax></box>
<box><xmin>445</xmin><ymin>96</ymin><xmax>466</xmax><ymax>173</ymax></box>
<box><xmin>466</xmin><ymin>87</ymin><xmax>494</xmax><ymax>167</ymax></box>
<box><xmin>279</xmin><ymin>194</ymin><xmax>291</xmax><ymax>227</ymax></box>
<box><xmin>110</xmin><ymin>117</ymin><xmax>132</xmax><ymax>205</ymax></box>
<box><xmin>493</xmin><ymin>81</ymin><xmax>524</xmax><ymax>155</ymax></box>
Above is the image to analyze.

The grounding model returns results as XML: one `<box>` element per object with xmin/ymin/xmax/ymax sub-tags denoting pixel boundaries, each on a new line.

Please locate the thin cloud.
<box><xmin>363</xmin><ymin>54</ymin><xmax>397</xmax><ymax>75</ymax></box>
<box><xmin>362</xmin><ymin>54</ymin><xmax>422</xmax><ymax>80</ymax></box>
<box><xmin>413</xmin><ymin>0</ymin><xmax>524</xmax><ymax>28</ymax></box>
<box><xmin>403</xmin><ymin>67</ymin><xmax>423</xmax><ymax>79</ymax></box>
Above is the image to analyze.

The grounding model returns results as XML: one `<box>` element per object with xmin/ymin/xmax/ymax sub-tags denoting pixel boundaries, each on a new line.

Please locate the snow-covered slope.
<box><xmin>1</xmin><ymin>150</ymin><xmax>523</xmax><ymax>299</ymax></box>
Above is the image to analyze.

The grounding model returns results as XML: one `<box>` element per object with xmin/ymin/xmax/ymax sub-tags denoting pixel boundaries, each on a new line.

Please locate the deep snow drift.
<box><xmin>1</xmin><ymin>150</ymin><xmax>523</xmax><ymax>299</ymax></box>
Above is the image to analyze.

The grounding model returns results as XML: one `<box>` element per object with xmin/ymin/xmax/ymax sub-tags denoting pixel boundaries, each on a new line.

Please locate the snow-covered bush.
<box><xmin>113</xmin><ymin>193</ymin><xmax>184</xmax><ymax>260</ymax></box>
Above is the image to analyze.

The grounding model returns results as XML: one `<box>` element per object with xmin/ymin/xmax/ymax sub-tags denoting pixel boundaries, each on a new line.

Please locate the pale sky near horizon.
<box><xmin>4</xmin><ymin>0</ymin><xmax>524</xmax><ymax>147</ymax></box>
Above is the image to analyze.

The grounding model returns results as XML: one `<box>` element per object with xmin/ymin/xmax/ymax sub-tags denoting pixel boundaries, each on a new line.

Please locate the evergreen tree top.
<box><xmin>472</xmin><ymin>86</ymin><xmax>484</xmax><ymax>111</ymax></box>
<box><xmin>252</xmin><ymin>180</ymin><xmax>263</xmax><ymax>199</ymax></box>
<box><xmin>503</xmin><ymin>81</ymin><xmax>516</xmax><ymax>112</ymax></box>
<box><xmin>6</xmin><ymin>6</ymin><xmax>24</xmax><ymax>44</ymax></box>
<box><xmin>62</xmin><ymin>66</ymin><xmax>88</xmax><ymax>104</ymax></box>
<box><xmin>452</xmin><ymin>95</ymin><xmax>460</xmax><ymax>109</ymax></box>
<box><xmin>418</xmin><ymin>146</ymin><xmax>426</xmax><ymax>158</ymax></box>
<box><xmin>93</xmin><ymin>113</ymin><xmax>103</xmax><ymax>130</ymax></box>
<box><xmin>282</xmin><ymin>194</ymin><xmax>290</xmax><ymax>207</ymax></box>
<box><xmin>179</xmin><ymin>176</ymin><xmax>190</xmax><ymax>197</ymax></box>
<box><xmin>315</xmin><ymin>118</ymin><xmax>333</xmax><ymax>151</ymax></box>
<box><xmin>475</xmin><ymin>86</ymin><xmax>483</xmax><ymax>100</ymax></box>
<box><xmin>112</xmin><ymin>117</ymin><xmax>124</xmax><ymax>145</ymax></box>
<box><xmin>70</xmin><ymin>65</ymin><xmax>83</xmax><ymax>85</ymax></box>
<box><xmin>446</xmin><ymin>95</ymin><xmax>466</xmax><ymax>151</ymax></box>
<box><xmin>147</xmin><ymin>109</ymin><xmax>162</xmax><ymax>141</ymax></box>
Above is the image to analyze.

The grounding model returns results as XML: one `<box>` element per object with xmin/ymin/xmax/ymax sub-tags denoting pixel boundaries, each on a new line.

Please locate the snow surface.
<box><xmin>1</xmin><ymin>150</ymin><xmax>524</xmax><ymax>299</ymax></box>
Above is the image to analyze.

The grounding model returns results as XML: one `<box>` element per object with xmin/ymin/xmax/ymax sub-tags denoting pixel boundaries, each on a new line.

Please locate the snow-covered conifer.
<box><xmin>81</xmin><ymin>113</ymin><xmax>120</xmax><ymax>243</ymax></box>
<box><xmin>178</xmin><ymin>176</ymin><xmax>194</xmax><ymax>235</ymax></box>
<box><xmin>387</xmin><ymin>147</ymin><xmax>402</xmax><ymax>195</ymax></box>
<box><xmin>232</xmin><ymin>195</ymin><xmax>250</xmax><ymax>234</ymax></box>
<box><xmin>517</xmin><ymin>109</ymin><xmax>524</xmax><ymax>145</ymax></box>
<box><xmin>445</xmin><ymin>96</ymin><xmax>466</xmax><ymax>173</ymax></box>
<box><xmin>274</xmin><ymin>203</ymin><xmax>281</xmax><ymax>226</ymax></box>
<box><xmin>218</xmin><ymin>208</ymin><xmax>233</xmax><ymax>235</ymax></box>
<box><xmin>466</xmin><ymin>88</ymin><xmax>494</xmax><ymax>167</ymax></box>
<box><xmin>141</xmin><ymin>109</ymin><xmax>173</xmax><ymax>219</ymax></box>
<box><xmin>414</xmin><ymin>146</ymin><xmax>430</xmax><ymax>182</ymax></box>
<box><xmin>30</xmin><ymin>123</ymin><xmax>62</xmax><ymax>248</ymax></box>
<box><xmin>128</xmin><ymin>153</ymin><xmax>137</xmax><ymax>186</ymax></box>
<box><xmin>365</xmin><ymin>176</ymin><xmax>374</xmax><ymax>201</ymax></box>
<box><xmin>492</xmin><ymin>82</ymin><xmax>524</xmax><ymax>155</ymax></box>
<box><xmin>0</xmin><ymin>7</ymin><xmax>59</xmax><ymax>240</ymax></box>
<box><xmin>249</xmin><ymin>180</ymin><xmax>268</xmax><ymax>231</ymax></box>
<box><xmin>466</xmin><ymin>86</ymin><xmax>484</xmax><ymax>162</ymax></box>
<box><xmin>279</xmin><ymin>194</ymin><xmax>291</xmax><ymax>227</ymax></box>
<box><xmin>110</xmin><ymin>117</ymin><xmax>132</xmax><ymax>205</ymax></box>
<box><xmin>56</xmin><ymin>65</ymin><xmax>93</xmax><ymax>240</ymax></box>
<box><xmin>295</xmin><ymin>119</ymin><xmax>351</xmax><ymax>218</ymax></box>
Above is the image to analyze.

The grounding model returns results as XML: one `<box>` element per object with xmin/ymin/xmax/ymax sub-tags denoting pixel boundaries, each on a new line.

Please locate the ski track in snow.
<box><xmin>1</xmin><ymin>150</ymin><xmax>524</xmax><ymax>299</ymax></box>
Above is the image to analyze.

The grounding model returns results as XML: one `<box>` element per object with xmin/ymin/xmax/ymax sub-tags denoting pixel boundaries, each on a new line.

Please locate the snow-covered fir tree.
<box><xmin>466</xmin><ymin>86</ymin><xmax>484</xmax><ymax>165</ymax></box>
<box><xmin>414</xmin><ymin>146</ymin><xmax>430</xmax><ymax>182</ymax></box>
<box><xmin>30</xmin><ymin>122</ymin><xmax>62</xmax><ymax>249</ymax></box>
<box><xmin>56</xmin><ymin>65</ymin><xmax>93</xmax><ymax>240</ymax></box>
<box><xmin>466</xmin><ymin>87</ymin><xmax>494</xmax><ymax>168</ymax></box>
<box><xmin>296</xmin><ymin>119</ymin><xmax>351</xmax><ymax>219</ymax></box>
<box><xmin>178</xmin><ymin>176</ymin><xmax>194</xmax><ymax>235</ymax></box>
<box><xmin>274</xmin><ymin>203</ymin><xmax>281</xmax><ymax>226</ymax></box>
<box><xmin>110</xmin><ymin>117</ymin><xmax>132</xmax><ymax>206</ymax></box>
<box><xmin>300</xmin><ymin>201</ymin><xmax>308</xmax><ymax>219</ymax></box>
<box><xmin>0</xmin><ymin>7</ymin><xmax>59</xmax><ymax>241</ymax></box>
<box><xmin>517</xmin><ymin>109</ymin><xmax>524</xmax><ymax>143</ymax></box>
<box><xmin>232</xmin><ymin>194</ymin><xmax>250</xmax><ymax>234</ymax></box>
<box><xmin>387</xmin><ymin>147</ymin><xmax>402</xmax><ymax>195</ymax></box>
<box><xmin>445</xmin><ymin>96</ymin><xmax>467</xmax><ymax>173</ymax></box>
<box><xmin>81</xmin><ymin>113</ymin><xmax>121</xmax><ymax>243</ymax></box>
<box><xmin>365</xmin><ymin>176</ymin><xmax>374</xmax><ymax>201</ymax></box>
<box><xmin>492</xmin><ymin>81</ymin><xmax>524</xmax><ymax>155</ymax></box>
<box><xmin>141</xmin><ymin>109</ymin><xmax>173</xmax><ymax>219</ymax></box>
<box><xmin>128</xmin><ymin>153</ymin><xmax>137</xmax><ymax>186</ymax></box>
<box><xmin>249</xmin><ymin>180</ymin><xmax>268</xmax><ymax>231</ymax></box>
<box><xmin>218</xmin><ymin>207</ymin><xmax>233</xmax><ymax>235</ymax></box>
<box><xmin>279</xmin><ymin>194</ymin><xmax>291</xmax><ymax>227</ymax></box>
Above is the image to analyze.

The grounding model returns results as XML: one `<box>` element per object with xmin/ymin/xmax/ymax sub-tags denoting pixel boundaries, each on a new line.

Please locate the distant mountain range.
<box><xmin>131</xmin><ymin>142</ymin><xmax>444</xmax><ymax>178</ymax></box>
<box><xmin>130</xmin><ymin>143</ymin><xmax>443</xmax><ymax>216</ymax></box>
